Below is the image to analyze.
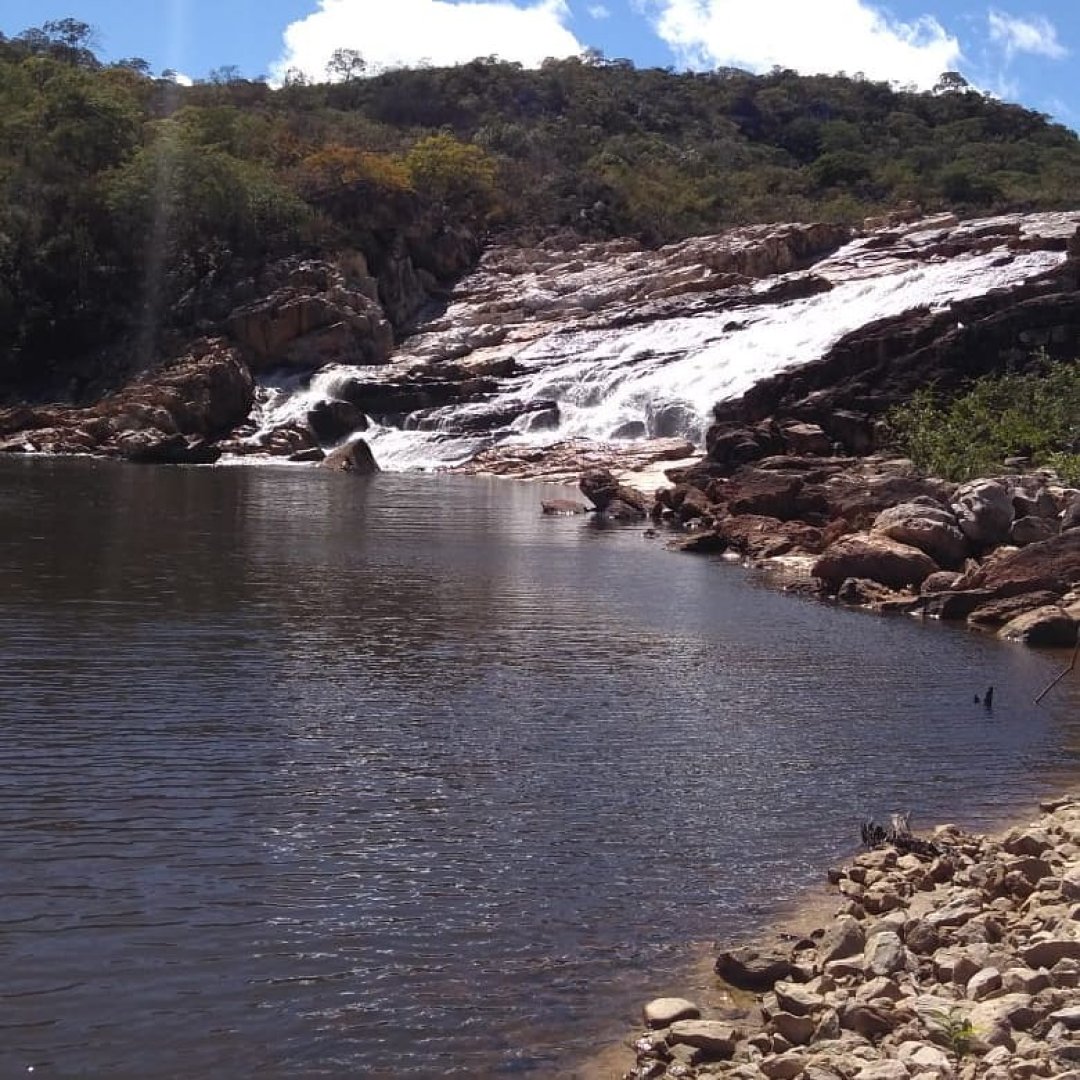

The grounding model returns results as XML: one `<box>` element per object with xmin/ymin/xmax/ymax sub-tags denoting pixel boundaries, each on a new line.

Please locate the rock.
<box><xmin>723</xmin><ymin>467</ymin><xmax>807</xmax><ymax>520</ymax></box>
<box><xmin>579</xmin><ymin>468</ymin><xmax>650</xmax><ymax>518</ymax></box>
<box><xmin>319</xmin><ymin>437</ymin><xmax>380</xmax><ymax>474</ymax></box>
<box><xmin>872</xmin><ymin>501</ymin><xmax>969</xmax><ymax>568</ymax></box>
<box><xmin>307</xmin><ymin>399</ymin><xmax>368</xmax><ymax>444</ymax></box>
<box><xmin>541</xmin><ymin>499</ymin><xmax>588</xmax><ymax>515</ymax></box>
<box><xmin>228</xmin><ymin>260</ymin><xmax>393</xmax><ymax>371</ymax></box>
<box><xmin>998</xmin><ymin>605</ymin><xmax>1078</xmax><ymax>647</ymax></box>
<box><xmin>819</xmin><ymin>915</ymin><xmax>868</xmax><ymax>963</ymax></box>
<box><xmin>1012</xmin><ymin>515</ymin><xmax>1059</xmax><ymax>546</ymax></box>
<box><xmin>966</xmin><ymin>591</ymin><xmax>1065</xmax><ymax>629</ymax></box>
<box><xmin>116</xmin><ymin>431</ymin><xmax>222</xmax><ymax>465</ymax></box>
<box><xmin>760</xmin><ymin>1052</ymin><xmax>809</xmax><ymax>1080</ymax></box>
<box><xmin>644</xmin><ymin>997</ymin><xmax>701</xmax><ymax>1028</ymax></box>
<box><xmin>288</xmin><ymin>446</ymin><xmax>326</xmax><ymax>463</ymax></box>
<box><xmin>781</xmin><ymin>421</ymin><xmax>832</xmax><ymax>456</ymax></box>
<box><xmin>840</xmin><ymin>1002</ymin><xmax>901</xmax><ymax>1037</ymax></box>
<box><xmin>716</xmin><ymin>947</ymin><xmax>793</xmax><ymax>991</ymax></box>
<box><xmin>775</xmin><ymin>981</ymin><xmax>826</xmax><ymax>1017</ymax></box>
<box><xmin>952</xmin><ymin>480</ymin><xmax>1015</xmax><ymax>548</ymax></box>
<box><xmin>854</xmin><ymin>1059</ymin><xmax>911</xmax><ymax>1080</ymax></box>
<box><xmin>896</xmin><ymin>1042</ymin><xmax>953</xmax><ymax>1075</ymax></box>
<box><xmin>967</xmin><ymin>967</ymin><xmax>1003</xmax><ymax>1000</ymax></box>
<box><xmin>921</xmin><ymin>571</ymin><xmax>964</xmax><ymax>594</ymax></box>
<box><xmin>813</xmin><ymin>535</ymin><xmax>940</xmax><ymax>592</ymax></box>
<box><xmin>771</xmin><ymin>1011</ymin><xmax>817</xmax><ymax>1045</ymax></box>
<box><xmin>866</xmin><ymin>932</ymin><xmax>911</xmax><ymax>977</ymax></box>
<box><xmin>1021</xmin><ymin>940</ymin><xmax>1080</xmax><ymax>969</ymax></box>
<box><xmin>666</xmin><ymin>1020</ymin><xmax>739</xmax><ymax>1057</ymax></box>
<box><xmin>962</xmin><ymin>530</ymin><xmax>1080</xmax><ymax>597</ymax></box>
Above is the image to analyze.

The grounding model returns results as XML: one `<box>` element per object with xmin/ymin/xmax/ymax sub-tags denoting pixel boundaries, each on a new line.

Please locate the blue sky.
<box><xmin>3</xmin><ymin>0</ymin><xmax>1078</xmax><ymax>126</ymax></box>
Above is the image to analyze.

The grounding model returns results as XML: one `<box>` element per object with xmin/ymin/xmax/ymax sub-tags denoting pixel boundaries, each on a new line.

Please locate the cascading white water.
<box><xmin>245</xmin><ymin>218</ymin><xmax>1073</xmax><ymax>472</ymax></box>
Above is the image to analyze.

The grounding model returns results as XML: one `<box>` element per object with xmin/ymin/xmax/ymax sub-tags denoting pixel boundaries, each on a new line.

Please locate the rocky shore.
<box><xmin>616</xmin><ymin>796</ymin><xmax>1080</xmax><ymax>1080</ymax></box>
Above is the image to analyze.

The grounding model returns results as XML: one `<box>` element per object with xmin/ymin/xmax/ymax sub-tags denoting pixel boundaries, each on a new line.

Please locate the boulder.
<box><xmin>952</xmin><ymin>480</ymin><xmax>1015</xmax><ymax>548</ymax></box>
<box><xmin>643</xmin><ymin>997</ymin><xmax>701</xmax><ymax>1028</ymax></box>
<box><xmin>1011</xmin><ymin>515</ymin><xmax>1059</xmax><ymax>547</ymax></box>
<box><xmin>666</xmin><ymin>1020</ymin><xmax>739</xmax><ymax>1057</ymax></box>
<box><xmin>319</xmin><ymin>437</ymin><xmax>380</xmax><ymax>474</ymax></box>
<box><xmin>966</xmin><ymin>591</ymin><xmax>1064</xmax><ymax>629</ymax></box>
<box><xmin>813</xmin><ymin>535</ymin><xmax>940</xmax><ymax>592</ymax></box>
<box><xmin>579</xmin><ymin>468</ymin><xmax>650</xmax><ymax>518</ymax></box>
<box><xmin>723</xmin><ymin>467</ymin><xmax>806</xmax><ymax>520</ymax></box>
<box><xmin>307</xmin><ymin>399</ymin><xmax>368</xmax><ymax>444</ymax></box>
<box><xmin>871</xmin><ymin>501</ymin><xmax>969</xmax><ymax>568</ymax></box>
<box><xmin>998</xmin><ymin>605</ymin><xmax>1078</xmax><ymax>647</ymax></box>
<box><xmin>961</xmin><ymin>531</ymin><xmax>1080</xmax><ymax>596</ymax></box>
<box><xmin>715</xmin><ymin>946</ymin><xmax>793</xmax><ymax>990</ymax></box>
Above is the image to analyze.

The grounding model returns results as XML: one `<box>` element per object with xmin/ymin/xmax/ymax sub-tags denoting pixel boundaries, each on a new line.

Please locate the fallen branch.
<box><xmin>1035</xmin><ymin>640</ymin><xmax>1079</xmax><ymax>704</ymax></box>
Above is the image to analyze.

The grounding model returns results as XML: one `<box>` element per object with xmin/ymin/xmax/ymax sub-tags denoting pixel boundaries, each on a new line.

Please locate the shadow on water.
<box><xmin>0</xmin><ymin>457</ymin><xmax>1077</xmax><ymax>1077</ymax></box>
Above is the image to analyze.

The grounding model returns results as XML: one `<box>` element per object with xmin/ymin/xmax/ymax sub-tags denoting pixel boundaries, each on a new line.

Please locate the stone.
<box><xmin>999</xmin><ymin>606</ymin><xmax>1078</xmax><ymax>647</ymax></box>
<box><xmin>307</xmin><ymin>399</ymin><xmax>368</xmax><ymax>444</ymax></box>
<box><xmin>579</xmin><ymin>468</ymin><xmax>650</xmax><ymax>518</ymax></box>
<box><xmin>1004</xmin><ymin>827</ymin><xmax>1055</xmax><ymax>857</ymax></box>
<box><xmin>644</xmin><ymin>997</ymin><xmax>701</xmax><ymax>1028</ymax></box>
<box><xmin>1003</xmin><ymin>968</ymin><xmax>1053</xmax><ymax>995</ymax></box>
<box><xmin>776</xmin><ymin>981</ymin><xmax>826</xmax><ymax>1016</ymax></box>
<box><xmin>1012</xmin><ymin>515</ymin><xmax>1059</xmax><ymax>546</ymax></box>
<box><xmin>854</xmin><ymin>1061</ymin><xmax>911</xmax><ymax>1080</ymax></box>
<box><xmin>319</xmin><ymin>436</ymin><xmax>380</xmax><ymax>474</ymax></box>
<box><xmin>967</xmin><ymin>967</ymin><xmax>1003</xmax><ymax>1000</ymax></box>
<box><xmin>905</xmin><ymin>920</ymin><xmax>942</xmax><ymax>956</ymax></box>
<box><xmin>760</xmin><ymin>1052</ymin><xmax>809</xmax><ymax>1080</ymax></box>
<box><xmin>771</xmin><ymin>1011</ymin><xmax>817</xmax><ymax>1045</ymax></box>
<box><xmin>716</xmin><ymin>947</ymin><xmax>793</xmax><ymax>991</ymax></box>
<box><xmin>866</xmin><ymin>932</ymin><xmax>910</xmax><ymax>977</ymax></box>
<box><xmin>963</xmin><ymin>530</ymin><xmax>1080</xmax><ymax>598</ymax></box>
<box><xmin>872</xmin><ymin>501</ymin><xmax>969</xmax><ymax>568</ymax></box>
<box><xmin>952</xmin><ymin>480</ymin><xmax>1015</xmax><ymax>548</ymax></box>
<box><xmin>841</xmin><ymin>1002</ymin><xmax>901</xmax><ymax>1037</ymax></box>
<box><xmin>896</xmin><ymin>1042</ymin><xmax>953</xmax><ymax>1075</ymax></box>
<box><xmin>541</xmin><ymin>498</ymin><xmax>588</xmax><ymax>515</ymax></box>
<box><xmin>1050</xmin><ymin>1006</ymin><xmax>1080</xmax><ymax>1030</ymax></box>
<box><xmin>813</xmin><ymin>535</ymin><xmax>940</xmax><ymax>592</ymax></box>
<box><xmin>666</xmin><ymin>1020</ymin><xmax>739</xmax><ymax>1058</ymax></box>
<box><xmin>819</xmin><ymin>916</ymin><xmax>868</xmax><ymax>963</ymax></box>
<box><xmin>1022</xmin><ymin>941</ymin><xmax>1080</xmax><ymax>969</ymax></box>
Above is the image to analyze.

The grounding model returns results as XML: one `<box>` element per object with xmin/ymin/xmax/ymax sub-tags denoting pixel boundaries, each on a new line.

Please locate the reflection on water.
<box><xmin>0</xmin><ymin>457</ymin><xmax>1077</xmax><ymax>1077</ymax></box>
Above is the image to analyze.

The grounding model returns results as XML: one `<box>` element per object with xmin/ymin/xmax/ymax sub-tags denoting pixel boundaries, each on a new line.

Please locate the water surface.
<box><xmin>1</xmin><ymin>457</ymin><xmax>1077</xmax><ymax>1077</ymax></box>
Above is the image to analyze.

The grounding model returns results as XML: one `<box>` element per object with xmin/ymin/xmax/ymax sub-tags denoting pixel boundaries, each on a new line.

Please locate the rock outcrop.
<box><xmin>625</xmin><ymin>796</ymin><xmax>1080</xmax><ymax>1080</ymax></box>
<box><xmin>0</xmin><ymin>339</ymin><xmax>253</xmax><ymax>461</ymax></box>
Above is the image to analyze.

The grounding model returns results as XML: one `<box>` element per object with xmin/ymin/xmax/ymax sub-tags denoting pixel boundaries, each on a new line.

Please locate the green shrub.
<box><xmin>886</xmin><ymin>356</ymin><xmax>1080</xmax><ymax>481</ymax></box>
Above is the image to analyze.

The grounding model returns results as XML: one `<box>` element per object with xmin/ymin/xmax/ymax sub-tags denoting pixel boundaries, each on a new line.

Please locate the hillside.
<box><xmin>4</xmin><ymin>19</ymin><xmax>1080</xmax><ymax>399</ymax></box>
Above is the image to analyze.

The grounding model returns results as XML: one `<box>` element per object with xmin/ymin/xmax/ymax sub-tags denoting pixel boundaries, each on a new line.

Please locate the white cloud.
<box><xmin>647</xmin><ymin>0</ymin><xmax>961</xmax><ymax>88</ymax></box>
<box><xmin>988</xmin><ymin>10</ymin><xmax>1068</xmax><ymax>61</ymax></box>
<box><xmin>272</xmin><ymin>0</ymin><xmax>583</xmax><ymax>81</ymax></box>
<box><xmin>588</xmin><ymin>3</ymin><xmax>612</xmax><ymax>17</ymax></box>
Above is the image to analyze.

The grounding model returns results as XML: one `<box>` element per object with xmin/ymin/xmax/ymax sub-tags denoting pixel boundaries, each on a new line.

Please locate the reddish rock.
<box><xmin>966</xmin><ymin>591</ymin><xmax>1065</xmax><ymax>628</ymax></box>
<box><xmin>998</xmin><ymin>605</ymin><xmax>1078</xmax><ymax>647</ymax></box>
<box><xmin>962</xmin><ymin>530</ymin><xmax>1080</xmax><ymax>596</ymax></box>
<box><xmin>724</xmin><ymin>468</ymin><xmax>805</xmax><ymax>520</ymax></box>
<box><xmin>813</xmin><ymin>535</ymin><xmax>940</xmax><ymax>592</ymax></box>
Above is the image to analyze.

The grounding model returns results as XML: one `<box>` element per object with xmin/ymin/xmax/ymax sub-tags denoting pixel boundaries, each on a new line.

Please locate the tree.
<box><xmin>326</xmin><ymin>48</ymin><xmax>366</xmax><ymax>82</ymax></box>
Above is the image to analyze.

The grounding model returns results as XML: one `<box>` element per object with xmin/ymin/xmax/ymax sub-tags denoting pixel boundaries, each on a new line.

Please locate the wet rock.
<box><xmin>579</xmin><ymin>468</ymin><xmax>650</xmax><ymax>518</ymax></box>
<box><xmin>541</xmin><ymin>498</ymin><xmax>588</xmax><ymax>516</ymax></box>
<box><xmin>307</xmin><ymin>399</ymin><xmax>368</xmax><ymax>444</ymax></box>
<box><xmin>319</xmin><ymin>437</ymin><xmax>379</xmax><ymax>474</ymax></box>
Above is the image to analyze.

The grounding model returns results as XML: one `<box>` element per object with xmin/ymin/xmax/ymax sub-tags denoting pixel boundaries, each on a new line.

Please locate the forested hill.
<box><xmin>4</xmin><ymin>18</ymin><xmax>1080</xmax><ymax>396</ymax></box>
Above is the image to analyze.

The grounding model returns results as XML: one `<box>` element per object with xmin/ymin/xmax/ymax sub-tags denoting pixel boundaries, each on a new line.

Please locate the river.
<box><xmin>1</xmin><ymin>457</ymin><xmax>1077</xmax><ymax>1077</ymax></box>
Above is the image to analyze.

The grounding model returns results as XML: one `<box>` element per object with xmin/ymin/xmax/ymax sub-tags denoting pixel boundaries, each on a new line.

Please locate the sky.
<box><xmin>3</xmin><ymin>0</ymin><xmax>1079</xmax><ymax>127</ymax></box>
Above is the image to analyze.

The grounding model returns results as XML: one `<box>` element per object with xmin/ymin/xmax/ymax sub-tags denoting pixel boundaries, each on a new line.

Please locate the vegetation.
<box><xmin>4</xmin><ymin>18</ymin><xmax>1080</xmax><ymax>393</ymax></box>
<box><xmin>886</xmin><ymin>357</ymin><xmax>1080</xmax><ymax>484</ymax></box>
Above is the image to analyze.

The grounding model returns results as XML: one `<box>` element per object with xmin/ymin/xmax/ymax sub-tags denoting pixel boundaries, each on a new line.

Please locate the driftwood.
<box><xmin>1035</xmin><ymin>641</ymin><xmax>1079</xmax><ymax>704</ymax></box>
<box><xmin>860</xmin><ymin>812</ymin><xmax>941</xmax><ymax>858</ymax></box>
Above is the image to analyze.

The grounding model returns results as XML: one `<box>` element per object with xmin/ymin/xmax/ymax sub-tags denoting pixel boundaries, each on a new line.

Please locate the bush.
<box><xmin>886</xmin><ymin>356</ymin><xmax>1080</xmax><ymax>483</ymax></box>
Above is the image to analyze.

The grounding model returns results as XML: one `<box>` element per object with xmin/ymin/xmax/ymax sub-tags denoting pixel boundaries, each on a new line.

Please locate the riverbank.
<box><xmin>585</xmin><ymin>785</ymin><xmax>1080</xmax><ymax>1080</ymax></box>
